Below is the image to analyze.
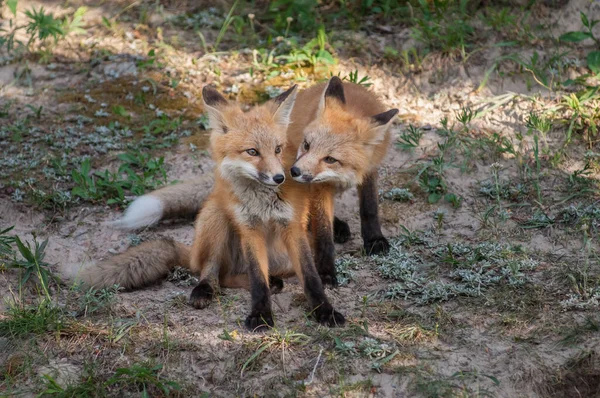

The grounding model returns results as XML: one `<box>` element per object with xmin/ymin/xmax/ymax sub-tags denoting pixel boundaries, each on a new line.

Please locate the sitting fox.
<box><xmin>107</xmin><ymin>77</ymin><xmax>397</xmax><ymax>287</ymax></box>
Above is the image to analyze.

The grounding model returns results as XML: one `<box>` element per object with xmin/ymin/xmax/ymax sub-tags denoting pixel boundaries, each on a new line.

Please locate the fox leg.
<box><xmin>283</xmin><ymin>224</ymin><xmax>345</xmax><ymax>326</ymax></box>
<box><xmin>310</xmin><ymin>191</ymin><xmax>338</xmax><ymax>287</ymax></box>
<box><xmin>188</xmin><ymin>206</ymin><xmax>229</xmax><ymax>309</ymax></box>
<box><xmin>241</xmin><ymin>228</ymin><xmax>274</xmax><ymax>331</ymax></box>
<box><xmin>359</xmin><ymin>170</ymin><xmax>390</xmax><ymax>255</ymax></box>
<box><xmin>333</xmin><ymin>216</ymin><xmax>351</xmax><ymax>244</ymax></box>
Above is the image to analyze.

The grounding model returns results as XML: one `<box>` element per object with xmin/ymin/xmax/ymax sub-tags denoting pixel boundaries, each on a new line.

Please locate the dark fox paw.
<box><xmin>189</xmin><ymin>282</ymin><xmax>214</xmax><ymax>309</ymax></box>
<box><xmin>333</xmin><ymin>217</ymin><xmax>351</xmax><ymax>244</ymax></box>
<box><xmin>314</xmin><ymin>306</ymin><xmax>345</xmax><ymax>327</ymax></box>
<box><xmin>319</xmin><ymin>272</ymin><xmax>339</xmax><ymax>288</ymax></box>
<box><xmin>364</xmin><ymin>237</ymin><xmax>390</xmax><ymax>256</ymax></box>
<box><xmin>269</xmin><ymin>276</ymin><xmax>284</xmax><ymax>295</ymax></box>
<box><xmin>245</xmin><ymin>311</ymin><xmax>274</xmax><ymax>332</ymax></box>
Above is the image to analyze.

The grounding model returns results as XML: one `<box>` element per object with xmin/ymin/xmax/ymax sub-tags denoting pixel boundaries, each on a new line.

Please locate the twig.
<box><xmin>306</xmin><ymin>347</ymin><xmax>323</xmax><ymax>385</ymax></box>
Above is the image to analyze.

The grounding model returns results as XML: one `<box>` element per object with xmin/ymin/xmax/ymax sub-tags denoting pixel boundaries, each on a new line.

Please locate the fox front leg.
<box><xmin>358</xmin><ymin>170</ymin><xmax>390</xmax><ymax>255</ymax></box>
<box><xmin>309</xmin><ymin>191</ymin><xmax>338</xmax><ymax>287</ymax></box>
<box><xmin>241</xmin><ymin>230</ymin><xmax>274</xmax><ymax>332</ymax></box>
<box><xmin>283</xmin><ymin>225</ymin><xmax>345</xmax><ymax>327</ymax></box>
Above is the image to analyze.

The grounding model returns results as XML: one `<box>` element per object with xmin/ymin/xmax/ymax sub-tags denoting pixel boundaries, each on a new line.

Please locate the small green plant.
<box><xmin>71</xmin><ymin>154</ymin><xmax>167</xmax><ymax>205</ymax></box>
<box><xmin>77</xmin><ymin>285</ymin><xmax>120</xmax><ymax>316</ymax></box>
<box><xmin>24</xmin><ymin>7</ymin><xmax>64</xmax><ymax>47</ymax></box>
<box><xmin>418</xmin><ymin>169</ymin><xmax>447</xmax><ymax>204</ymax></box>
<box><xmin>558</xmin><ymin>89</ymin><xmax>599</xmax><ymax>149</ymax></box>
<box><xmin>333</xmin><ymin>70</ymin><xmax>372</xmax><ymax>87</ymax></box>
<box><xmin>281</xmin><ymin>26</ymin><xmax>336</xmax><ymax>69</ymax></box>
<box><xmin>241</xmin><ymin>329</ymin><xmax>309</xmax><ymax>376</ymax></box>
<box><xmin>410</xmin><ymin>0</ymin><xmax>474</xmax><ymax>58</ymax></box>
<box><xmin>433</xmin><ymin>208</ymin><xmax>447</xmax><ymax>230</ymax></box>
<box><xmin>396</xmin><ymin>125</ymin><xmax>423</xmax><ymax>151</ymax></box>
<box><xmin>559</xmin><ymin>11</ymin><xmax>600</xmax><ymax>74</ymax></box>
<box><xmin>214</xmin><ymin>0</ymin><xmax>240</xmax><ymax>50</ymax></box>
<box><xmin>10</xmin><ymin>235</ymin><xmax>55</xmax><ymax>300</ymax></box>
<box><xmin>0</xmin><ymin>226</ymin><xmax>16</xmax><ymax>268</ymax></box>
<box><xmin>105</xmin><ymin>363</ymin><xmax>181</xmax><ymax>396</ymax></box>
<box><xmin>0</xmin><ymin>300</ymin><xmax>63</xmax><ymax>338</ymax></box>
<box><xmin>383</xmin><ymin>188</ymin><xmax>415</xmax><ymax>203</ymax></box>
<box><xmin>335</xmin><ymin>255</ymin><xmax>362</xmax><ymax>285</ymax></box>
<box><xmin>265</xmin><ymin>0</ymin><xmax>320</xmax><ymax>35</ymax></box>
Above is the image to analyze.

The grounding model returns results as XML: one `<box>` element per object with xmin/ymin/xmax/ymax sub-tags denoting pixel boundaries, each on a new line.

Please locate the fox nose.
<box><xmin>290</xmin><ymin>166</ymin><xmax>301</xmax><ymax>177</ymax></box>
<box><xmin>273</xmin><ymin>174</ymin><xmax>285</xmax><ymax>184</ymax></box>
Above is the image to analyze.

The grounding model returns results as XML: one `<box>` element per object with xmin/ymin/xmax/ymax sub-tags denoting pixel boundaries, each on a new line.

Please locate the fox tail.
<box><xmin>79</xmin><ymin>239</ymin><xmax>191</xmax><ymax>290</ymax></box>
<box><xmin>109</xmin><ymin>176</ymin><xmax>213</xmax><ymax>230</ymax></box>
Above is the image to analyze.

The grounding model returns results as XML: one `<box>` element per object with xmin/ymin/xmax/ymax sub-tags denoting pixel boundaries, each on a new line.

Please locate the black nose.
<box><xmin>273</xmin><ymin>174</ymin><xmax>285</xmax><ymax>184</ymax></box>
<box><xmin>290</xmin><ymin>166</ymin><xmax>301</xmax><ymax>177</ymax></box>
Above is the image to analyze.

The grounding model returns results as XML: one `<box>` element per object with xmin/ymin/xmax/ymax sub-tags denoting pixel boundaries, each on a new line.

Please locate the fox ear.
<box><xmin>202</xmin><ymin>86</ymin><xmax>229</xmax><ymax>134</ymax></box>
<box><xmin>317</xmin><ymin>76</ymin><xmax>346</xmax><ymax>117</ymax></box>
<box><xmin>365</xmin><ymin>109</ymin><xmax>399</xmax><ymax>146</ymax></box>
<box><xmin>271</xmin><ymin>85</ymin><xmax>298</xmax><ymax>127</ymax></box>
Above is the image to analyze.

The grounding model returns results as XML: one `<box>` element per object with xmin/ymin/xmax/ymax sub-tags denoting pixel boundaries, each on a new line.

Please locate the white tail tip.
<box><xmin>108</xmin><ymin>195</ymin><xmax>163</xmax><ymax>230</ymax></box>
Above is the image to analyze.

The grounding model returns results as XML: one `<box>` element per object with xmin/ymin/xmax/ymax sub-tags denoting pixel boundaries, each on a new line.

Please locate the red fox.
<box><xmin>83</xmin><ymin>84</ymin><xmax>345</xmax><ymax>330</ymax></box>
<box><xmin>108</xmin><ymin>78</ymin><xmax>397</xmax><ymax>287</ymax></box>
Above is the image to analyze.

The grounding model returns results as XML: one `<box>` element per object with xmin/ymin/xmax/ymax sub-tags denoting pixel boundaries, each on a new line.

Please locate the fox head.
<box><xmin>290</xmin><ymin>77</ymin><xmax>398</xmax><ymax>188</ymax></box>
<box><xmin>202</xmin><ymin>85</ymin><xmax>297</xmax><ymax>187</ymax></box>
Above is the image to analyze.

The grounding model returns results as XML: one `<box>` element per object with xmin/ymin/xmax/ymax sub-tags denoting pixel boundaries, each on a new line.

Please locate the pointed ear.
<box><xmin>202</xmin><ymin>86</ymin><xmax>229</xmax><ymax>134</ymax></box>
<box><xmin>317</xmin><ymin>76</ymin><xmax>346</xmax><ymax>117</ymax></box>
<box><xmin>271</xmin><ymin>85</ymin><xmax>297</xmax><ymax>127</ymax></box>
<box><xmin>365</xmin><ymin>108</ymin><xmax>399</xmax><ymax>146</ymax></box>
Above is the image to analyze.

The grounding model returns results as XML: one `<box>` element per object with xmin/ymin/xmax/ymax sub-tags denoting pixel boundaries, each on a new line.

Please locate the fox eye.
<box><xmin>324</xmin><ymin>156</ymin><xmax>338</xmax><ymax>164</ymax></box>
<box><xmin>303</xmin><ymin>140</ymin><xmax>310</xmax><ymax>151</ymax></box>
<box><xmin>275</xmin><ymin>146</ymin><xmax>282</xmax><ymax>154</ymax></box>
<box><xmin>246</xmin><ymin>148</ymin><xmax>259</xmax><ymax>156</ymax></box>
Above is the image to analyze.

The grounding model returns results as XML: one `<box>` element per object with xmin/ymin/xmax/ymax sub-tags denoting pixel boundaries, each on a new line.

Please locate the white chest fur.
<box><xmin>231</xmin><ymin>181</ymin><xmax>294</xmax><ymax>226</ymax></box>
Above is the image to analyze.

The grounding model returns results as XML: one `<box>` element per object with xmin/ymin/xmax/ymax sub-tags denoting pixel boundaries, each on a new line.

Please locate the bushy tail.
<box><xmin>109</xmin><ymin>176</ymin><xmax>214</xmax><ymax>230</ymax></box>
<box><xmin>79</xmin><ymin>239</ymin><xmax>191</xmax><ymax>290</ymax></box>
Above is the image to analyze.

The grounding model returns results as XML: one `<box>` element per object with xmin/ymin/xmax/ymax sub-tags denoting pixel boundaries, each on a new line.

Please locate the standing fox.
<box><xmin>108</xmin><ymin>77</ymin><xmax>397</xmax><ymax>286</ymax></box>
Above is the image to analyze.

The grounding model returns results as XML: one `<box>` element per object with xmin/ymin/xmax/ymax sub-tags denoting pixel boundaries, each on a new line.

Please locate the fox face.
<box><xmin>203</xmin><ymin>85</ymin><xmax>297</xmax><ymax>187</ymax></box>
<box><xmin>291</xmin><ymin>78</ymin><xmax>398</xmax><ymax>188</ymax></box>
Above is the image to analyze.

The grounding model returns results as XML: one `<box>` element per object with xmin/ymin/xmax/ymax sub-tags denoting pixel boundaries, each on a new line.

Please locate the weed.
<box><xmin>377</xmin><ymin>239</ymin><xmax>537</xmax><ymax>304</ymax></box>
<box><xmin>241</xmin><ymin>329</ymin><xmax>310</xmax><ymax>376</ymax></box>
<box><xmin>38</xmin><ymin>371</ymin><xmax>99</xmax><ymax>398</ymax></box>
<box><xmin>76</xmin><ymin>285</ymin><xmax>120</xmax><ymax>317</ymax></box>
<box><xmin>105</xmin><ymin>363</ymin><xmax>181</xmax><ymax>396</ymax></box>
<box><xmin>10</xmin><ymin>235</ymin><xmax>55</xmax><ymax>300</ymax></box>
<box><xmin>559</xmin><ymin>11</ymin><xmax>600</xmax><ymax>74</ymax></box>
<box><xmin>397</xmin><ymin>225</ymin><xmax>426</xmax><ymax>247</ymax></box>
<box><xmin>411</xmin><ymin>0</ymin><xmax>474</xmax><ymax>58</ymax></box>
<box><xmin>265</xmin><ymin>0</ymin><xmax>320</xmax><ymax>35</ymax></box>
<box><xmin>557</xmin><ymin>88</ymin><xmax>599</xmax><ymax>150</ymax></box>
<box><xmin>383</xmin><ymin>187</ymin><xmax>415</xmax><ymax>203</ymax></box>
<box><xmin>0</xmin><ymin>300</ymin><xmax>63</xmax><ymax>338</ymax></box>
<box><xmin>333</xmin><ymin>70</ymin><xmax>372</xmax><ymax>87</ymax></box>
<box><xmin>0</xmin><ymin>225</ymin><xmax>16</xmax><ymax>268</ymax></box>
<box><xmin>281</xmin><ymin>26</ymin><xmax>336</xmax><ymax>70</ymax></box>
<box><xmin>433</xmin><ymin>208</ymin><xmax>447</xmax><ymax>230</ymax></box>
<box><xmin>24</xmin><ymin>7</ymin><xmax>64</xmax><ymax>46</ymax></box>
<box><xmin>418</xmin><ymin>168</ymin><xmax>447</xmax><ymax>204</ymax></box>
<box><xmin>71</xmin><ymin>154</ymin><xmax>167</xmax><ymax>205</ymax></box>
<box><xmin>214</xmin><ymin>0</ymin><xmax>240</xmax><ymax>51</ymax></box>
<box><xmin>334</xmin><ymin>255</ymin><xmax>362</xmax><ymax>286</ymax></box>
<box><xmin>396</xmin><ymin>125</ymin><xmax>423</xmax><ymax>151</ymax></box>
